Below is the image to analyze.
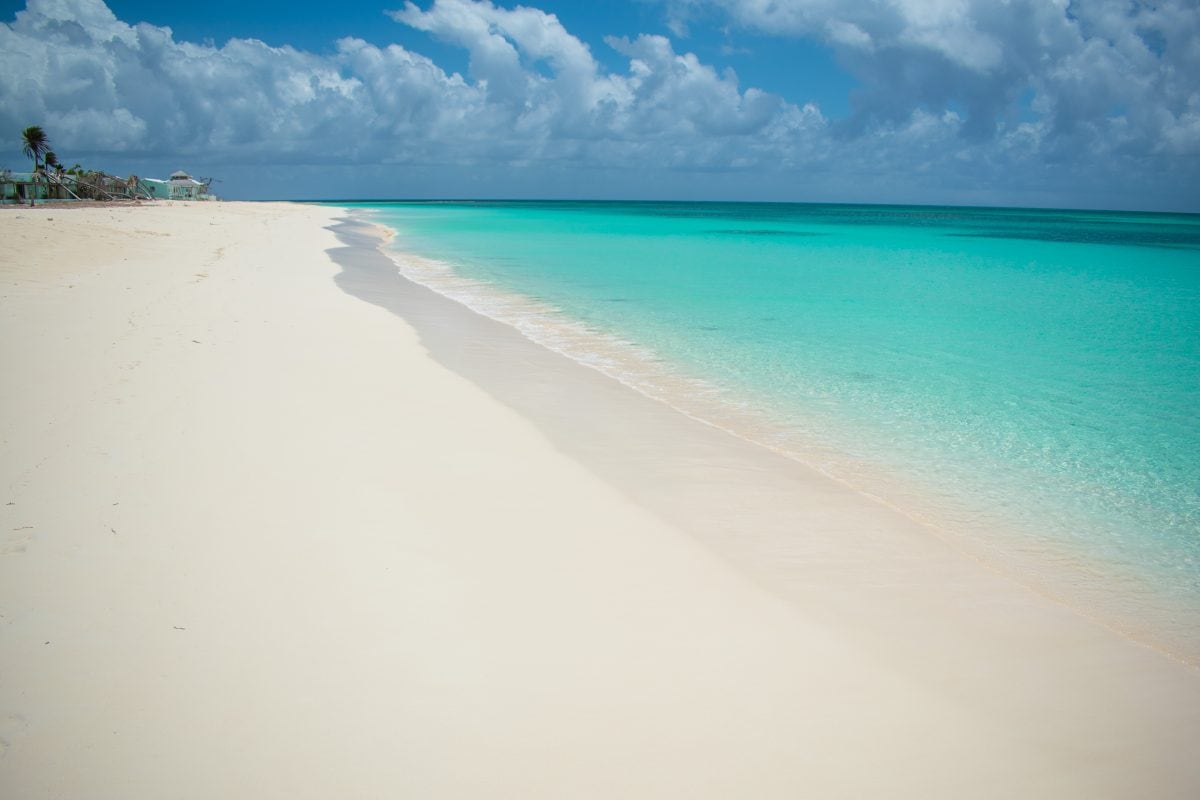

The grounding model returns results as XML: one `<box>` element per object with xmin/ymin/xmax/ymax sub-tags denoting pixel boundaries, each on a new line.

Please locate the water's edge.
<box><xmin>324</xmin><ymin>209</ymin><xmax>1200</xmax><ymax>667</ymax></box>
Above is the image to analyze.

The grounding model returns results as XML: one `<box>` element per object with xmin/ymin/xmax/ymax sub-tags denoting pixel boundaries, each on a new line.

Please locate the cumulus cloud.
<box><xmin>0</xmin><ymin>0</ymin><xmax>811</xmax><ymax>171</ymax></box>
<box><xmin>0</xmin><ymin>0</ymin><xmax>1195</xmax><ymax>208</ymax></box>
<box><xmin>665</xmin><ymin>0</ymin><xmax>1200</xmax><ymax>155</ymax></box>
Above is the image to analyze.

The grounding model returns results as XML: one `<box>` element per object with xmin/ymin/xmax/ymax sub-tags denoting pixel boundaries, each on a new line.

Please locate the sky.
<box><xmin>1</xmin><ymin>0</ymin><xmax>1198</xmax><ymax>210</ymax></box>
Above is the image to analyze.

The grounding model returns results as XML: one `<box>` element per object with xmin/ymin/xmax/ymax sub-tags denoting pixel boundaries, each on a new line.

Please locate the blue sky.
<box><xmin>1</xmin><ymin>0</ymin><xmax>1198</xmax><ymax>210</ymax></box>
<box><xmin>92</xmin><ymin>1</ymin><xmax>859</xmax><ymax>116</ymax></box>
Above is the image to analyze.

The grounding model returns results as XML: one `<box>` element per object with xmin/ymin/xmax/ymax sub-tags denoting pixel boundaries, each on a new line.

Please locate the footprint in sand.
<box><xmin>0</xmin><ymin>714</ymin><xmax>29</xmax><ymax>759</ymax></box>
<box><xmin>1</xmin><ymin>526</ymin><xmax>33</xmax><ymax>555</ymax></box>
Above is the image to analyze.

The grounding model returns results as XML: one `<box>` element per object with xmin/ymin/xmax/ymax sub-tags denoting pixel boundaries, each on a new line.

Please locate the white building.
<box><xmin>143</xmin><ymin>170</ymin><xmax>216</xmax><ymax>200</ymax></box>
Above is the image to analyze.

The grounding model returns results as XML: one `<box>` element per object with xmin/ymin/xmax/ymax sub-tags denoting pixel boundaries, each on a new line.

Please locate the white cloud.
<box><xmin>825</xmin><ymin>19</ymin><xmax>871</xmax><ymax>51</ymax></box>
<box><xmin>1</xmin><ymin>0</ymin><xmax>807</xmax><ymax>171</ymax></box>
<box><xmin>0</xmin><ymin>0</ymin><xmax>1195</xmax><ymax>209</ymax></box>
<box><xmin>666</xmin><ymin>0</ymin><xmax>1200</xmax><ymax>157</ymax></box>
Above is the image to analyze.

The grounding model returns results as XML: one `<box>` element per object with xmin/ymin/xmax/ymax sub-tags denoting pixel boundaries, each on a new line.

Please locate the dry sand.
<box><xmin>1</xmin><ymin>201</ymin><xmax>1197</xmax><ymax>799</ymax></box>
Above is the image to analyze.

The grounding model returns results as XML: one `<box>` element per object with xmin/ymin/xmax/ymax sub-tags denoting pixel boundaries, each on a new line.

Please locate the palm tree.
<box><xmin>21</xmin><ymin>125</ymin><xmax>49</xmax><ymax>169</ymax></box>
<box><xmin>21</xmin><ymin>126</ymin><xmax>50</xmax><ymax>206</ymax></box>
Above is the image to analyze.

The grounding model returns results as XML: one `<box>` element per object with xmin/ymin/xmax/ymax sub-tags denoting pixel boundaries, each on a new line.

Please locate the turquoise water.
<box><xmin>341</xmin><ymin>200</ymin><xmax>1200</xmax><ymax>654</ymax></box>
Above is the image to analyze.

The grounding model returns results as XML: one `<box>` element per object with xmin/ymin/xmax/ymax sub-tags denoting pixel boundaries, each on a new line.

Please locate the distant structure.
<box><xmin>142</xmin><ymin>170</ymin><xmax>218</xmax><ymax>201</ymax></box>
<box><xmin>0</xmin><ymin>168</ymin><xmax>155</xmax><ymax>203</ymax></box>
<box><xmin>1</xmin><ymin>167</ymin><xmax>218</xmax><ymax>204</ymax></box>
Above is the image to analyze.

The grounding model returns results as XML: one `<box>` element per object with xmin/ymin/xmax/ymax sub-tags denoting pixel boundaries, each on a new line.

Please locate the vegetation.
<box><xmin>9</xmin><ymin>125</ymin><xmax>102</xmax><ymax>202</ymax></box>
<box><xmin>20</xmin><ymin>125</ymin><xmax>49</xmax><ymax>171</ymax></box>
<box><xmin>20</xmin><ymin>125</ymin><xmax>50</xmax><ymax>206</ymax></box>
<box><xmin>7</xmin><ymin>125</ymin><xmax>177</xmax><ymax>204</ymax></box>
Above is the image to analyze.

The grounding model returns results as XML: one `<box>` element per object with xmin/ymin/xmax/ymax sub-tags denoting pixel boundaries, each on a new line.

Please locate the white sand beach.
<box><xmin>1</xmin><ymin>201</ymin><xmax>1198</xmax><ymax>799</ymax></box>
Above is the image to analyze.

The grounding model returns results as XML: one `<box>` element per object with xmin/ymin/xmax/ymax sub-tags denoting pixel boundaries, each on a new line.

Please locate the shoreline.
<box><xmin>2</xmin><ymin>201</ymin><xmax>1198</xmax><ymax>797</ymax></box>
<box><xmin>332</xmin><ymin>208</ymin><xmax>1200</xmax><ymax>750</ymax></box>
<box><xmin>350</xmin><ymin>205</ymin><xmax>1200</xmax><ymax>666</ymax></box>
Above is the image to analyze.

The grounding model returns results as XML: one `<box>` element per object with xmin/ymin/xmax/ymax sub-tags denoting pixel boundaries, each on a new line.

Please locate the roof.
<box><xmin>169</xmin><ymin>170</ymin><xmax>191</xmax><ymax>180</ymax></box>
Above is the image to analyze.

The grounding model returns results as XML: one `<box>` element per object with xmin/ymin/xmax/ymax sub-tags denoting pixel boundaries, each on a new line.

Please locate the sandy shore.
<box><xmin>1</xmin><ymin>201</ymin><xmax>1197</xmax><ymax>798</ymax></box>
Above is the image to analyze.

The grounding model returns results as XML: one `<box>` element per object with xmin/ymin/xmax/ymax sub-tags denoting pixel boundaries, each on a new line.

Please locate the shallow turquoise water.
<box><xmin>340</xmin><ymin>200</ymin><xmax>1200</xmax><ymax>650</ymax></box>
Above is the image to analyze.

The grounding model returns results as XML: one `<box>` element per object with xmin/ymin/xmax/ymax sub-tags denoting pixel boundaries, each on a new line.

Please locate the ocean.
<box><xmin>338</xmin><ymin>200</ymin><xmax>1200</xmax><ymax>657</ymax></box>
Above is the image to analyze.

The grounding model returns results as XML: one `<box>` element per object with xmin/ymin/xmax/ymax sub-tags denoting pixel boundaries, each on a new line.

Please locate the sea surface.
<box><xmin>338</xmin><ymin>200</ymin><xmax>1200</xmax><ymax>658</ymax></box>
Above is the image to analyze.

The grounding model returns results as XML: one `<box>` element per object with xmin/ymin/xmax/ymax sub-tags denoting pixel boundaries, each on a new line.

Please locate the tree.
<box><xmin>21</xmin><ymin>125</ymin><xmax>49</xmax><ymax>169</ymax></box>
<box><xmin>20</xmin><ymin>125</ymin><xmax>50</xmax><ymax>206</ymax></box>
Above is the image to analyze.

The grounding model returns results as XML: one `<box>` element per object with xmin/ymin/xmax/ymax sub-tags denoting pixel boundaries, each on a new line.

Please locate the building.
<box><xmin>0</xmin><ymin>171</ymin><xmax>43</xmax><ymax>203</ymax></box>
<box><xmin>143</xmin><ymin>170</ymin><xmax>217</xmax><ymax>201</ymax></box>
<box><xmin>0</xmin><ymin>170</ymin><xmax>110</xmax><ymax>203</ymax></box>
<box><xmin>2</xmin><ymin>168</ymin><xmax>217</xmax><ymax>203</ymax></box>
